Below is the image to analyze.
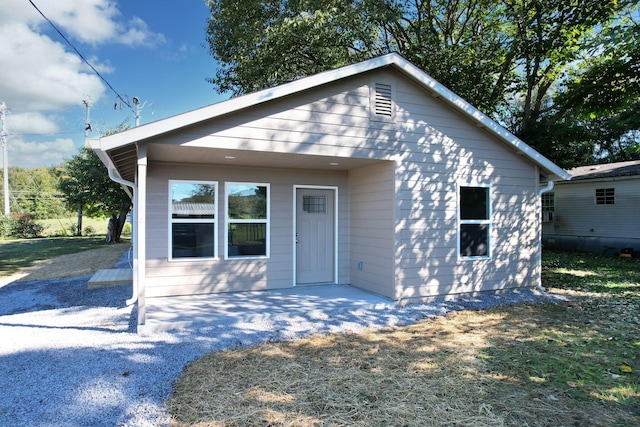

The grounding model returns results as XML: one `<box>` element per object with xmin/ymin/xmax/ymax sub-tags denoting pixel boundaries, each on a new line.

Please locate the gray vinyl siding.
<box><xmin>141</xmin><ymin>67</ymin><xmax>542</xmax><ymax>298</ymax></box>
<box><xmin>391</xmin><ymin>72</ymin><xmax>540</xmax><ymax>300</ymax></box>
<box><xmin>544</xmin><ymin>178</ymin><xmax>640</xmax><ymax>251</ymax></box>
<box><xmin>145</xmin><ymin>163</ymin><xmax>349</xmax><ymax>297</ymax></box>
<box><xmin>349</xmin><ymin>162</ymin><xmax>396</xmax><ymax>298</ymax></box>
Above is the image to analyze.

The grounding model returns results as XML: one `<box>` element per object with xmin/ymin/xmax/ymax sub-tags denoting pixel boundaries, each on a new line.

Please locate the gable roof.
<box><xmin>566</xmin><ymin>160</ymin><xmax>640</xmax><ymax>181</ymax></box>
<box><xmin>94</xmin><ymin>53</ymin><xmax>570</xmax><ymax>182</ymax></box>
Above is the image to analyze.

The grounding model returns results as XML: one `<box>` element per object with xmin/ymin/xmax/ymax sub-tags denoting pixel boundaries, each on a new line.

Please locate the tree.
<box><xmin>0</xmin><ymin>166</ymin><xmax>67</xmax><ymax>218</ymax></box>
<box><xmin>205</xmin><ymin>0</ymin><xmax>639</xmax><ymax>167</ymax></box>
<box><xmin>58</xmin><ymin>146</ymin><xmax>131</xmax><ymax>241</ymax></box>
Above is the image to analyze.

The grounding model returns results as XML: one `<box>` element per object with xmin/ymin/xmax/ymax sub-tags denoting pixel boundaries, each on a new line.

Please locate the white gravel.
<box><xmin>0</xmin><ymin>253</ymin><xmax>569</xmax><ymax>426</ymax></box>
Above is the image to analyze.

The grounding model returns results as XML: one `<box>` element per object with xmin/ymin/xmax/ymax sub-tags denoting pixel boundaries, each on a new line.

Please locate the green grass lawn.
<box><xmin>0</xmin><ymin>237</ymin><xmax>112</xmax><ymax>276</ymax></box>
<box><xmin>37</xmin><ymin>217</ymin><xmax>110</xmax><ymax>237</ymax></box>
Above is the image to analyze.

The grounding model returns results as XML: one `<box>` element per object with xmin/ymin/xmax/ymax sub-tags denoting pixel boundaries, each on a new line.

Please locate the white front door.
<box><xmin>295</xmin><ymin>188</ymin><xmax>335</xmax><ymax>284</ymax></box>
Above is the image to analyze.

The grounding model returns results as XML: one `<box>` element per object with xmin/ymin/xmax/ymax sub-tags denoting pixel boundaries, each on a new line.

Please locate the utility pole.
<box><xmin>83</xmin><ymin>98</ymin><xmax>92</xmax><ymax>141</ymax></box>
<box><xmin>1</xmin><ymin>102</ymin><xmax>8</xmax><ymax>217</ymax></box>
<box><xmin>132</xmin><ymin>97</ymin><xmax>141</xmax><ymax>126</ymax></box>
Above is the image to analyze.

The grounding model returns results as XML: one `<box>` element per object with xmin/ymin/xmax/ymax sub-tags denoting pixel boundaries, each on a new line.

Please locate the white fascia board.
<box><xmin>88</xmin><ymin>138</ymin><xmax>114</xmax><ymax>169</ymax></box>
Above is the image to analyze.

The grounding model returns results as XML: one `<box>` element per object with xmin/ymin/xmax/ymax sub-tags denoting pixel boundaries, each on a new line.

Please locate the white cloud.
<box><xmin>0</xmin><ymin>23</ymin><xmax>106</xmax><ymax>112</ymax></box>
<box><xmin>7</xmin><ymin>112</ymin><xmax>63</xmax><ymax>136</ymax></box>
<box><xmin>2</xmin><ymin>0</ymin><xmax>164</xmax><ymax>47</ymax></box>
<box><xmin>8</xmin><ymin>137</ymin><xmax>78</xmax><ymax>168</ymax></box>
<box><xmin>0</xmin><ymin>0</ymin><xmax>165</xmax><ymax>168</ymax></box>
<box><xmin>119</xmin><ymin>17</ymin><xmax>166</xmax><ymax>48</ymax></box>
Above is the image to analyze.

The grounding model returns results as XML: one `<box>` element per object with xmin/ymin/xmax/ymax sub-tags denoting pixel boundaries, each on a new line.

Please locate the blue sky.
<box><xmin>1</xmin><ymin>0</ymin><xmax>229</xmax><ymax>169</ymax></box>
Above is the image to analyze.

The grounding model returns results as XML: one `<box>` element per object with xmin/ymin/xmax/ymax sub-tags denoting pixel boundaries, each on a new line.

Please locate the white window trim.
<box><xmin>457</xmin><ymin>183</ymin><xmax>492</xmax><ymax>260</ymax></box>
<box><xmin>224</xmin><ymin>182</ymin><xmax>270</xmax><ymax>259</ymax></box>
<box><xmin>168</xmin><ymin>179</ymin><xmax>218</xmax><ymax>262</ymax></box>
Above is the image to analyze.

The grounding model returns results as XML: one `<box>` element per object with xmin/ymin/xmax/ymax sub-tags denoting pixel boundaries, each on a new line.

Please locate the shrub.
<box><xmin>11</xmin><ymin>213</ymin><xmax>44</xmax><ymax>238</ymax></box>
<box><xmin>0</xmin><ymin>215</ymin><xmax>12</xmax><ymax>238</ymax></box>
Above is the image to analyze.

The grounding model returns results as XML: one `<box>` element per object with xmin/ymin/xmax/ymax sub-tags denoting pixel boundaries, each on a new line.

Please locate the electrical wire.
<box><xmin>27</xmin><ymin>0</ymin><xmax>133</xmax><ymax>109</ymax></box>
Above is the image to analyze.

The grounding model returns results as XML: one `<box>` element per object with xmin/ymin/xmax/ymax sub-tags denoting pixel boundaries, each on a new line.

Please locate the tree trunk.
<box><xmin>113</xmin><ymin>204</ymin><xmax>131</xmax><ymax>243</ymax></box>
<box><xmin>76</xmin><ymin>204</ymin><xmax>83</xmax><ymax>236</ymax></box>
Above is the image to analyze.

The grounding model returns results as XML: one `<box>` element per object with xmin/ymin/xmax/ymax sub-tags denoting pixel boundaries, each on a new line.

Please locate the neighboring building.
<box><xmin>542</xmin><ymin>160</ymin><xmax>640</xmax><ymax>254</ymax></box>
<box><xmin>91</xmin><ymin>53</ymin><xmax>569</xmax><ymax>326</ymax></box>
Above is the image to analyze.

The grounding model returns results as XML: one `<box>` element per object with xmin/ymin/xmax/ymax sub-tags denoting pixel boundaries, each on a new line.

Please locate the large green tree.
<box><xmin>205</xmin><ymin>0</ymin><xmax>639</xmax><ymax>168</ymax></box>
<box><xmin>58</xmin><ymin>146</ymin><xmax>131</xmax><ymax>241</ymax></box>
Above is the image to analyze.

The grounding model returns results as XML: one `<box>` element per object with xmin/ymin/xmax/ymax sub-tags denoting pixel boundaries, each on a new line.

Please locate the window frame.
<box><xmin>541</xmin><ymin>191</ymin><xmax>555</xmax><ymax>221</ymax></box>
<box><xmin>168</xmin><ymin>179</ymin><xmax>218</xmax><ymax>262</ymax></box>
<box><xmin>595</xmin><ymin>187</ymin><xmax>615</xmax><ymax>205</ymax></box>
<box><xmin>224</xmin><ymin>182</ymin><xmax>270</xmax><ymax>259</ymax></box>
<box><xmin>457</xmin><ymin>184</ymin><xmax>492</xmax><ymax>260</ymax></box>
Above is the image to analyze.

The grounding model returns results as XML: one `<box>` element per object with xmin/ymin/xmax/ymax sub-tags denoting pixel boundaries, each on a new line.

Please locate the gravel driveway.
<box><xmin>0</xmin><ymin>254</ymin><xmax>568</xmax><ymax>426</ymax></box>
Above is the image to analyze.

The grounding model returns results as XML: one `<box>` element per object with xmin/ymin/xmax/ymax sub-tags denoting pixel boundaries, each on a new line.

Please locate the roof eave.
<box><xmin>98</xmin><ymin>52</ymin><xmax>570</xmax><ymax>181</ymax></box>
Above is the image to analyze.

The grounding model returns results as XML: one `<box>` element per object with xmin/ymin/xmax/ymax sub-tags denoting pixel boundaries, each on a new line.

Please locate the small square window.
<box><xmin>595</xmin><ymin>188</ymin><xmax>615</xmax><ymax>205</ymax></box>
<box><xmin>303</xmin><ymin>195</ymin><xmax>326</xmax><ymax>213</ymax></box>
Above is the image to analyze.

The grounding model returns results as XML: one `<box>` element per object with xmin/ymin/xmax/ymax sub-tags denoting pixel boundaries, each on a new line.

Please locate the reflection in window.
<box><xmin>170</xmin><ymin>181</ymin><xmax>217</xmax><ymax>259</ymax></box>
<box><xmin>226</xmin><ymin>183</ymin><xmax>269</xmax><ymax>258</ymax></box>
<box><xmin>459</xmin><ymin>186</ymin><xmax>490</xmax><ymax>258</ymax></box>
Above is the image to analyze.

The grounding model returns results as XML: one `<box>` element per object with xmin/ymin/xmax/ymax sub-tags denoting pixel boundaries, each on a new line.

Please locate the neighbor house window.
<box><xmin>459</xmin><ymin>185</ymin><xmax>491</xmax><ymax>258</ymax></box>
<box><xmin>595</xmin><ymin>188</ymin><xmax>615</xmax><ymax>205</ymax></box>
<box><xmin>541</xmin><ymin>192</ymin><xmax>555</xmax><ymax>221</ymax></box>
<box><xmin>170</xmin><ymin>180</ymin><xmax>217</xmax><ymax>259</ymax></box>
<box><xmin>225</xmin><ymin>183</ymin><xmax>269</xmax><ymax>258</ymax></box>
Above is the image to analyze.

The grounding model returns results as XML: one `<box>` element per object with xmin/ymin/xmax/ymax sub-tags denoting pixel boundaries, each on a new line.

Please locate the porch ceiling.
<box><xmin>147</xmin><ymin>143</ymin><xmax>387</xmax><ymax>171</ymax></box>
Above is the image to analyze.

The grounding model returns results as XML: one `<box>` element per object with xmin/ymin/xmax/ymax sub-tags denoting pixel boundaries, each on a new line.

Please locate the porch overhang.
<box><xmin>95</xmin><ymin>140</ymin><xmax>391</xmax><ymax>181</ymax></box>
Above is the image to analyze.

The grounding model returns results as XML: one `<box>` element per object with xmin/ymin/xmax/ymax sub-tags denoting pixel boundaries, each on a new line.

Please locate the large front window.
<box><xmin>225</xmin><ymin>183</ymin><xmax>269</xmax><ymax>258</ymax></box>
<box><xmin>459</xmin><ymin>186</ymin><xmax>491</xmax><ymax>258</ymax></box>
<box><xmin>170</xmin><ymin>181</ymin><xmax>217</xmax><ymax>259</ymax></box>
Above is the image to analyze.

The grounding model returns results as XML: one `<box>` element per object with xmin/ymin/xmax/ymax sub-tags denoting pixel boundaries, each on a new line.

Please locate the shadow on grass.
<box><xmin>0</xmin><ymin>237</ymin><xmax>110</xmax><ymax>276</ymax></box>
<box><xmin>542</xmin><ymin>248</ymin><xmax>640</xmax><ymax>294</ymax></box>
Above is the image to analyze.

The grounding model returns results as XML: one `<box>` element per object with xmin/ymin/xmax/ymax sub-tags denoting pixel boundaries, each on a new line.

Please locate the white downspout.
<box><xmin>538</xmin><ymin>180</ymin><xmax>554</xmax><ymax>196</ymax></box>
<box><xmin>108</xmin><ymin>168</ymin><xmax>138</xmax><ymax>306</ymax></box>
<box><xmin>536</xmin><ymin>180</ymin><xmax>554</xmax><ymax>292</ymax></box>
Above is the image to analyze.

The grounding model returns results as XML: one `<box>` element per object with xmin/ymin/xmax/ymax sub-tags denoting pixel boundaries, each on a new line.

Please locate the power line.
<box><xmin>27</xmin><ymin>0</ymin><xmax>133</xmax><ymax>110</ymax></box>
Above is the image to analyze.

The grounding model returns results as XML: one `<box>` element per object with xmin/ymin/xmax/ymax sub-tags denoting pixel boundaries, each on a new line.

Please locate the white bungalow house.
<box><xmin>542</xmin><ymin>160</ymin><xmax>640</xmax><ymax>254</ymax></box>
<box><xmin>91</xmin><ymin>53</ymin><xmax>570</xmax><ymax>326</ymax></box>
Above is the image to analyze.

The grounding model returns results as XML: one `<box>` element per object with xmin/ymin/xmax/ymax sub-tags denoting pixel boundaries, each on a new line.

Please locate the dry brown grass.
<box><xmin>168</xmin><ymin>303</ymin><xmax>636</xmax><ymax>427</ymax></box>
<box><xmin>14</xmin><ymin>243</ymin><xmax>130</xmax><ymax>281</ymax></box>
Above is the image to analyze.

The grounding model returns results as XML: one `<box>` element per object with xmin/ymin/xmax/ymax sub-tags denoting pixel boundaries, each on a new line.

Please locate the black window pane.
<box><xmin>228</xmin><ymin>223</ymin><xmax>266</xmax><ymax>256</ymax></box>
<box><xmin>460</xmin><ymin>187</ymin><xmax>488</xmax><ymax>220</ymax></box>
<box><xmin>172</xmin><ymin>223</ymin><xmax>215</xmax><ymax>258</ymax></box>
<box><xmin>460</xmin><ymin>224</ymin><xmax>488</xmax><ymax>257</ymax></box>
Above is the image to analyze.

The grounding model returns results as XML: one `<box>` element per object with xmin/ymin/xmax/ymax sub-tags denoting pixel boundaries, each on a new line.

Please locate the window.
<box><xmin>541</xmin><ymin>192</ymin><xmax>554</xmax><ymax>221</ymax></box>
<box><xmin>303</xmin><ymin>195</ymin><xmax>326</xmax><ymax>213</ymax></box>
<box><xmin>226</xmin><ymin>183</ymin><xmax>269</xmax><ymax>258</ymax></box>
<box><xmin>170</xmin><ymin>181</ymin><xmax>217</xmax><ymax>259</ymax></box>
<box><xmin>459</xmin><ymin>186</ymin><xmax>491</xmax><ymax>258</ymax></box>
<box><xmin>595</xmin><ymin>188</ymin><xmax>615</xmax><ymax>205</ymax></box>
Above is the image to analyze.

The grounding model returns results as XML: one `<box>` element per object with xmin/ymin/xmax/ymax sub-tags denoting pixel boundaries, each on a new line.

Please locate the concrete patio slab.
<box><xmin>139</xmin><ymin>284</ymin><xmax>395</xmax><ymax>332</ymax></box>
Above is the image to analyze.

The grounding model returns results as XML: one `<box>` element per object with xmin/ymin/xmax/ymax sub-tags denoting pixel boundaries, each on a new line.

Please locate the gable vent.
<box><xmin>373</xmin><ymin>83</ymin><xmax>393</xmax><ymax>117</ymax></box>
